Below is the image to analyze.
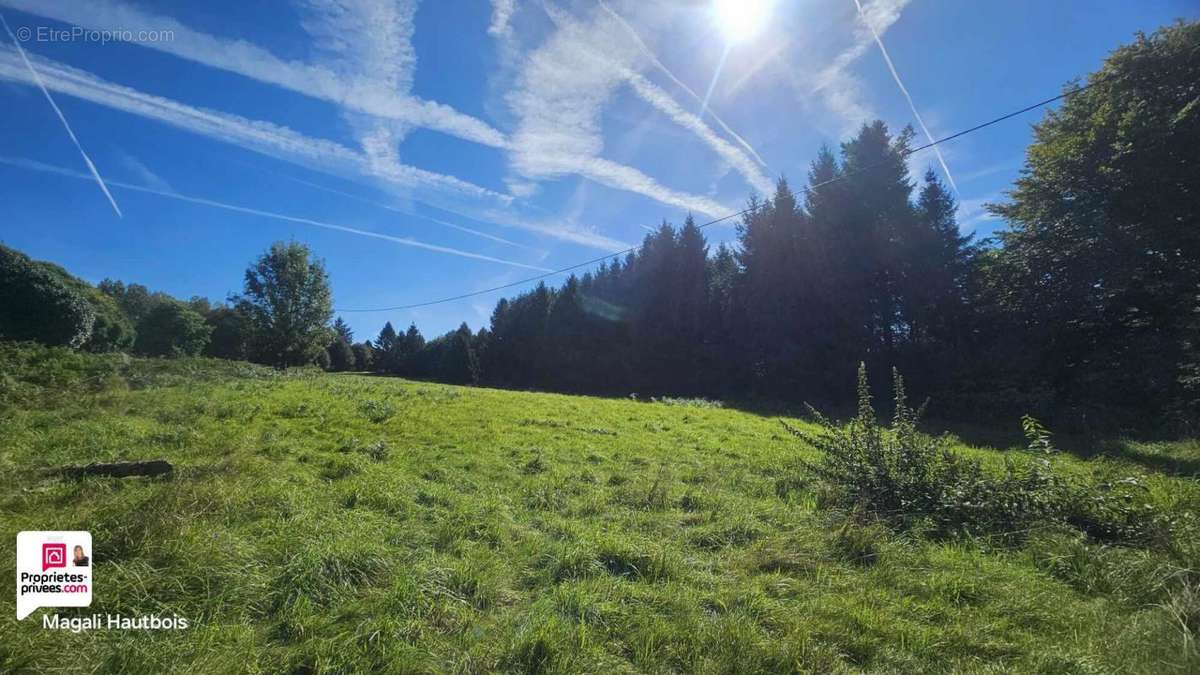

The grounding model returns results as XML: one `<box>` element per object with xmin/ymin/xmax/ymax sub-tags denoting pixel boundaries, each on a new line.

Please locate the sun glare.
<box><xmin>713</xmin><ymin>0</ymin><xmax>773</xmax><ymax>44</ymax></box>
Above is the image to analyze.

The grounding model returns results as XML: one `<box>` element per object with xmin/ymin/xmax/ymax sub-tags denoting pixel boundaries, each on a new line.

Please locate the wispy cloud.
<box><xmin>851</xmin><ymin>0</ymin><xmax>957</xmax><ymax>194</ymax></box>
<box><xmin>0</xmin><ymin>0</ymin><xmax>508</xmax><ymax>148</ymax></box>
<box><xmin>0</xmin><ymin>47</ymin><xmax>627</xmax><ymax>251</ymax></box>
<box><xmin>2</xmin><ymin>0</ymin><xmax>727</xmax><ymax>241</ymax></box>
<box><xmin>488</xmin><ymin>0</ymin><xmax>517</xmax><ymax>38</ymax></box>
<box><xmin>0</xmin><ymin>1</ymin><xmax>641</xmax><ymax>250</ymax></box>
<box><xmin>809</xmin><ymin>0</ymin><xmax>912</xmax><ymax>134</ymax></box>
<box><xmin>957</xmin><ymin>159</ymin><xmax>1020</xmax><ymax>184</ymax></box>
<box><xmin>0</xmin><ymin>12</ymin><xmax>120</xmax><ymax>216</ymax></box>
<box><xmin>298</xmin><ymin>0</ymin><xmax>417</xmax><ymax>168</ymax></box>
<box><xmin>543</xmin><ymin>3</ymin><xmax>771</xmax><ymax>195</ymax></box>
<box><xmin>0</xmin><ymin>154</ymin><xmax>554</xmax><ymax>272</ymax></box>
<box><xmin>624</xmin><ymin>71</ymin><xmax>772</xmax><ymax>196</ymax></box>
<box><xmin>0</xmin><ymin>46</ymin><xmax>500</xmax><ymax>200</ymax></box>
<box><xmin>240</xmin><ymin>161</ymin><xmax>547</xmax><ymax>254</ymax></box>
<box><xmin>505</xmin><ymin>3</ymin><xmax>732</xmax><ymax>217</ymax></box>
<box><xmin>595</xmin><ymin>0</ymin><xmax>768</xmax><ymax>170</ymax></box>
<box><xmin>113</xmin><ymin>149</ymin><xmax>173</xmax><ymax>193</ymax></box>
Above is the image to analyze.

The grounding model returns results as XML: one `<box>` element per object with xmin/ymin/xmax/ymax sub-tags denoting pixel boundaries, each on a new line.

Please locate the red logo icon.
<box><xmin>42</xmin><ymin>543</ymin><xmax>66</xmax><ymax>571</ymax></box>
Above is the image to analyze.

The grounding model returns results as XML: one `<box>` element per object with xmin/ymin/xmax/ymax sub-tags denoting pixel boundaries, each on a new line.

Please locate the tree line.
<box><xmin>1</xmin><ymin>240</ymin><xmax>337</xmax><ymax>369</ymax></box>
<box><xmin>2</xmin><ymin>22</ymin><xmax>1195</xmax><ymax>431</ymax></box>
<box><xmin>360</xmin><ymin>22</ymin><xmax>1199</xmax><ymax>430</ymax></box>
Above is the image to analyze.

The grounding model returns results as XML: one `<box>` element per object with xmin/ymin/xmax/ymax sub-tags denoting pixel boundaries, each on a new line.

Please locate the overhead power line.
<box><xmin>336</xmin><ymin>74</ymin><xmax>1110</xmax><ymax>313</ymax></box>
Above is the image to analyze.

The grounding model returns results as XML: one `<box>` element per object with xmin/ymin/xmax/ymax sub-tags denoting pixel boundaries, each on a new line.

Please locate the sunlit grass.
<box><xmin>1</xmin><ymin>344</ymin><xmax>1197</xmax><ymax>672</ymax></box>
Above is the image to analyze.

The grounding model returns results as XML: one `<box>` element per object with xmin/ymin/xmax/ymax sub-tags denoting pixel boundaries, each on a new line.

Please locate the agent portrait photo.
<box><xmin>73</xmin><ymin>545</ymin><xmax>89</xmax><ymax>567</ymax></box>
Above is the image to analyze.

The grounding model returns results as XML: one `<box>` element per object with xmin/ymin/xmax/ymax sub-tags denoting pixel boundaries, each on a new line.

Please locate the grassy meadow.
<box><xmin>1</xmin><ymin>343</ymin><xmax>1198</xmax><ymax>673</ymax></box>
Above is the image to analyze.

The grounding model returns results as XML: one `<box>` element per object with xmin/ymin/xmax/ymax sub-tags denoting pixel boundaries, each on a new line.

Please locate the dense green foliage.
<box><xmin>3</xmin><ymin>241</ymin><xmax>342</xmax><ymax>370</ymax></box>
<box><xmin>351</xmin><ymin>341</ymin><xmax>374</xmax><ymax>371</ymax></box>
<box><xmin>43</xmin><ymin>268</ymin><xmax>136</xmax><ymax>352</ymax></box>
<box><xmin>0</xmin><ymin>244</ymin><xmax>95</xmax><ymax>348</ymax></box>
<box><xmin>326</xmin><ymin>337</ymin><xmax>355</xmax><ymax>372</ymax></box>
<box><xmin>235</xmin><ymin>241</ymin><xmax>334</xmax><ymax>369</ymax></box>
<box><xmin>981</xmin><ymin>20</ymin><xmax>1200</xmax><ymax>426</ymax></box>
<box><xmin>131</xmin><ymin>301</ymin><xmax>212</xmax><ymax>357</ymax></box>
<box><xmin>203</xmin><ymin>305</ymin><xmax>253</xmax><ymax>360</ymax></box>
<box><xmin>1</xmin><ymin>345</ymin><xmax>1197</xmax><ymax>672</ymax></box>
<box><xmin>367</xmin><ymin>129</ymin><xmax>978</xmax><ymax>405</ymax></box>
<box><xmin>77</xmin><ymin>289</ymin><xmax>135</xmax><ymax>353</ymax></box>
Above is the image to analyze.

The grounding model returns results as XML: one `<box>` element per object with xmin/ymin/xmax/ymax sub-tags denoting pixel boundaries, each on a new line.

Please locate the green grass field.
<box><xmin>2</xmin><ymin>344</ymin><xmax>1198</xmax><ymax>673</ymax></box>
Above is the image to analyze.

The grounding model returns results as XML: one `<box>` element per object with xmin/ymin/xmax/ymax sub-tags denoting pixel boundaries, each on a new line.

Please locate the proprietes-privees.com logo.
<box><xmin>16</xmin><ymin>531</ymin><xmax>189</xmax><ymax>631</ymax></box>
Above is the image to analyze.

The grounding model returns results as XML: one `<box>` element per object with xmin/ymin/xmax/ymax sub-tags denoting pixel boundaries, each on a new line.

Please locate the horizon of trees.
<box><xmin>1</xmin><ymin>241</ymin><xmax>336</xmax><ymax>368</ymax></box>
<box><xmin>2</xmin><ymin>22</ymin><xmax>1195</xmax><ymax>432</ymax></box>
<box><xmin>358</xmin><ymin>22</ymin><xmax>1199</xmax><ymax>431</ymax></box>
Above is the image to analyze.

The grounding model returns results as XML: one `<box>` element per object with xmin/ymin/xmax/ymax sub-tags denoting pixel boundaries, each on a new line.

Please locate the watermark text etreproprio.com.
<box><xmin>14</xmin><ymin>25</ymin><xmax>175</xmax><ymax>45</ymax></box>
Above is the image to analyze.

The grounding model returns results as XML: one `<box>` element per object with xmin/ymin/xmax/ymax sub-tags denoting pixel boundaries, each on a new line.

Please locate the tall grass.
<box><xmin>1</xmin><ymin>344</ymin><xmax>1198</xmax><ymax>672</ymax></box>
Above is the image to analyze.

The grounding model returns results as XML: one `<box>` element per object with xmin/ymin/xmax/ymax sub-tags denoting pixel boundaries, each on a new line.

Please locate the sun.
<box><xmin>712</xmin><ymin>0</ymin><xmax>773</xmax><ymax>44</ymax></box>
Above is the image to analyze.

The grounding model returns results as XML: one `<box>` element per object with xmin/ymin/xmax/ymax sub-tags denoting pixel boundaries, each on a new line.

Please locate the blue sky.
<box><xmin>0</xmin><ymin>0</ymin><xmax>1195</xmax><ymax>340</ymax></box>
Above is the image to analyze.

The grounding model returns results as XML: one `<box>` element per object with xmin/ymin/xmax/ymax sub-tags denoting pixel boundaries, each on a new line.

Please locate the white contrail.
<box><xmin>0</xmin><ymin>13</ymin><xmax>122</xmax><ymax>217</ymax></box>
<box><xmin>852</xmin><ymin>0</ymin><xmax>958</xmax><ymax>195</ymax></box>
<box><xmin>228</xmin><ymin>159</ymin><xmax>547</xmax><ymax>254</ymax></box>
<box><xmin>0</xmin><ymin>45</ymin><xmax>628</xmax><ymax>250</ymax></box>
<box><xmin>0</xmin><ymin>155</ymin><xmax>555</xmax><ymax>273</ymax></box>
<box><xmin>0</xmin><ymin>0</ymin><xmax>508</xmax><ymax>149</ymax></box>
<box><xmin>596</xmin><ymin>0</ymin><xmax>768</xmax><ymax>168</ymax></box>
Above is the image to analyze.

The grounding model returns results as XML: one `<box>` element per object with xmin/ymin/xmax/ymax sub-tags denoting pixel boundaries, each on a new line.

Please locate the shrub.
<box><xmin>1022</xmin><ymin>414</ymin><xmax>1057</xmax><ymax>453</ymax></box>
<box><xmin>359</xmin><ymin>399</ymin><xmax>395</xmax><ymax>423</ymax></box>
<box><xmin>43</xmin><ymin>262</ymin><xmax>135</xmax><ymax>352</ymax></box>
<box><xmin>787</xmin><ymin>363</ymin><xmax>1167</xmax><ymax>544</ymax></box>
<box><xmin>133</xmin><ymin>302</ymin><xmax>212</xmax><ymax>357</ymax></box>
<box><xmin>80</xmin><ymin>288</ymin><xmax>135</xmax><ymax>352</ymax></box>
<box><xmin>0</xmin><ymin>244</ymin><xmax>95</xmax><ymax>348</ymax></box>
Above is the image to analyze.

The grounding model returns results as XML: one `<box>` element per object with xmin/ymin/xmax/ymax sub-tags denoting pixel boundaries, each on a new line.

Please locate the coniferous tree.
<box><xmin>401</xmin><ymin>323</ymin><xmax>426</xmax><ymax>376</ymax></box>
<box><xmin>374</xmin><ymin>322</ymin><xmax>399</xmax><ymax>372</ymax></box>
<box><xmin>362</xmin><ymin>23</ymin><xmax>1197</xmax><ymax>432</ymax></box>
<box><xmin>674</xmin><ymin>216</ymin><xmax>710</xmax><ymax>392</ymax></box>
<box><xmin>737</xmin><ymin>180</ymin><xmax>805</xmax><ymax>395</ymax></box>
<box><xmin>333</xmin><ymin>317</ymin><xmax>354</xmax><ymax>344</ymax></box>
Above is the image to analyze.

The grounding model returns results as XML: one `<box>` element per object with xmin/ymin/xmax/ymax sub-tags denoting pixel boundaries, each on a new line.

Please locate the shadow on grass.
<box><xmin>351</xmin><ymin>372</ymin><xmax>1200</xmax><ymax>476</ymax></box>
<box><xmin>936</xmin><ymin>419</ymin><xmax>1200</xmax><ymax>477</ymax></box>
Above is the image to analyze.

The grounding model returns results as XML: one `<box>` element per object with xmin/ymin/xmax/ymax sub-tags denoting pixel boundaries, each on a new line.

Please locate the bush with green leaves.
<box><xmin>787</xmin><ymin>364</ymin><xmax>1169</xmax><ymax>544</ymax></box>
<box><xmin>203</xmin><ymin>305</ymin><xmax>252</xmax><ymax>360</ymax></box>
<box><xmin>79</xmin><ymin>287</ymin><xmax>135</xmax><ymax>352</ymax></box>
<box><xmin>133</xmin><ymin>301</ymin><xmax>212</xmax><ymax>357</ymax></box>
<box><xmin>0</xmin><ymin>244</ymin><xmax>95</xmax><ymax>348</ymax></box>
